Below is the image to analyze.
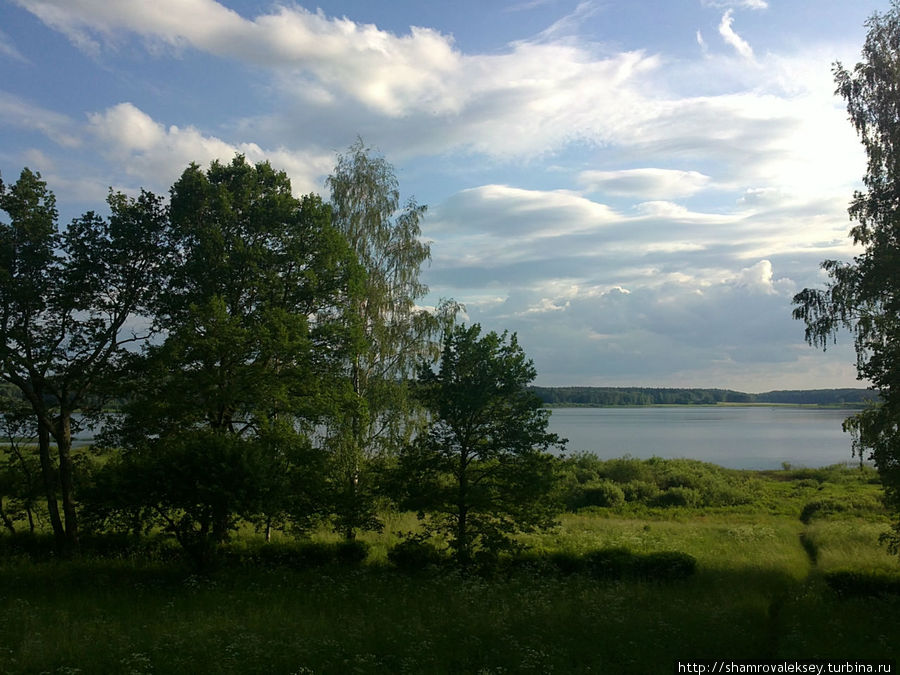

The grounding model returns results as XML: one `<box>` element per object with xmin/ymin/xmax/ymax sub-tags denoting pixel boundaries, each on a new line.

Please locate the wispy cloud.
<box><xmin>702</xmin><ymin>0</ymin><xmax>768</xmax><ymax>10</ymax></box>
<box><xmin>0</xmin><ymin>92</ymin><xmax>81</xmax><ymax>147</ymax></box>
<box><xmin>696</xmin><ymin>30</ymin><xmax>709</xmax><ymax>54</ymax></box>
<box><xmin>0</xmin><ymin>29</ymin><xmax>29</xmax><ymax>63</ymax></box>
<box><xmin>718</xmin><ymin>9</ymin><xmax>754</xmax><ymax>60</ymax></box>
<box><xmin>579</xmin><ymin>169</ymin><xmax>713</xmax><ymax>199</ymax></box>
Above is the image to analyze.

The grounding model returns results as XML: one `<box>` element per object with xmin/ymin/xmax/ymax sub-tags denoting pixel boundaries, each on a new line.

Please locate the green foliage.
<box><xmin>799</xmin><ymin>494</ymin><xmax>885</xmax><ymax>524</ymax></box>
<box><xmin>824</xmin><ymin>570</ymin><xmax>900</xmax><ymax>597</ymax></box>
<box><xmin>582</xmin><ymin>548</ymin><xmax>697</xmax><ymax>581</ymax></box>
<box><xmin>398</xmin><ymin>324</ymin><xmax>565</xmax><ymax>566</ymax></box>
<box><xmin>95</xmin><ymin>157</ymin><xmax>356</xmax><ymax>561</ymax></box>
<box><xmin>654</xmin><ymin>486</ymin><xmax>702</xmax><ymax>508</ymax></box>
<box><xmin>557</xmin><ymin>454</ymin><xmax>760</xmax><ymax>511</ymax></box>
<box><xmin>792</xmin><ymin>3</ymin><xmax>900</xmax><ymax>554</ymax></box>
<box><xmin>0</xmin><ymin>167</ymin><xmax>169</xmax><ymax>552</ymax></box>
<box><xmin>387</xmin><ymin>538</ymin><xmax>447</xmax><ymax>571</ymax></box>
<box><xmin>572</xmin><ymin>480</ymin><xmax>625</xmax><ymax>509</ymax></box>
<box><xmin>325</xmin><ymin>139</ymin><xmax>441</xmax><ymax>539</ymax></box>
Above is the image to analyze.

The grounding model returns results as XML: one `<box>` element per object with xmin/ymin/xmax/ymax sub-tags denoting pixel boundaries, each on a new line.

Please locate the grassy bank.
<box><xmin>1</xmin><ymin>462</ymin><xmax>898</xmax><ymax>673</ymax></box>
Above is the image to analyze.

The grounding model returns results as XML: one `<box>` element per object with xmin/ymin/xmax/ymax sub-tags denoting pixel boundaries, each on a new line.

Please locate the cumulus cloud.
<box><xmin>736</xmin><ymin>259</ymin><xmax>780</xmax><ymax>294</ymax></box>
<box><xmin>15</xmin><ymin>0</ymin><xmax>462</xmax><ymax>116</ymax></box>
<box><xmin>6</xmin><ymin>0</ymin><xmax>869</xmax><ymax>389</ymax></box>
<box><xmin>718</xmin><ymin>10</ymin><xmax>754</xmax><ymax>60</ymax></box>
<box><xmin>86</xmin><ymin>102</ymin><xmax>332</xmax><ymax>194</ymax></box>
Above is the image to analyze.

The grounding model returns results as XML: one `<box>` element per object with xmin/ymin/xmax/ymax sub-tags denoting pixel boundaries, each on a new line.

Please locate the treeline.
<box><xmin>0</xmin><ymin>144</ymin><xmax>563</xmax><ymax>569</ymax></box>
<box><xmin>530</xmin><ymin>387</ymin><xmax>876</xmax><ymax>407</ymax></box>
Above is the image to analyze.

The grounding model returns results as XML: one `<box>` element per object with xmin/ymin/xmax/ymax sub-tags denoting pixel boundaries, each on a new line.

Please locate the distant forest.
<box><xmin>530</xmin><ymin>387</ymin><xmax>877</xmax><ymax>407</ymax></box>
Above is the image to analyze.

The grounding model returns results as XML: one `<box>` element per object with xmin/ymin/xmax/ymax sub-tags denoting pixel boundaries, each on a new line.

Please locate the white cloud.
<box><xmin>718</xmin><ymin>10</ymin><xmax>754</xmax><ymax>60</ymax></box>
<box><xmin>736</xmin><ymin>259</ymin><xmax>780</xmax><ymax>294</ymax></box>
<box><xmin>87</xmin><ymin>102</ymin><xmax>332</xmax><ymax>195</ymax></box>
<box><xmin>0</xmin><ymin>92</ymin><xmax>81</xmax><ymax>147</ymax></box>
<box><xmin>579</xmin><ymin>168</ymin><xmax>712</xmax><ymax>198</ymax></box>
<box><xmin>702</xmin><ymin>0</ymin><xmax>768</xmax><ymax>10</ymax></box>
<box><xmin>15</xmin><ymin>0</ymin><xmax>463</xmax><ymax>117</ymax></box>
<box><xmin>429</xmin><ymin>185</ymin><xmax>618</xmax><ymax>237</ymax></box>
<box><xmin>0</xmin><ymin>29</ymin><xmax>29</xmax><ymax>63</ymax></box>
<box><xmin>5</xmin><ymin>0</ymin><xmax>871</xmax><ymax>390</ymax></box>
<box><xmin>696</xmin><ymin>30</ymin><xmax>708</xmax><ymax>54</ymax></box>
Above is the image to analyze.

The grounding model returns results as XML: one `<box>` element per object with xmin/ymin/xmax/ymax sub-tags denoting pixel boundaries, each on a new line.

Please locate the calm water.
<box><xmin>546</xmin><ymin>406</ymin><xmax>861</xmax><ymax>470</ymax></box>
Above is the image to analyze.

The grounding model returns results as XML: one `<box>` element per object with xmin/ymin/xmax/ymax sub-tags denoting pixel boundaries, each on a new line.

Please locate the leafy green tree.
<box><xmin>793</xmin><ymin>2</ymin><xmax>900</xmax><ymax>553</ymax></box>
<box><xmin>326</xmin><ymin>140</ymin><xmax>439</xmax><ymax>538</ymax></box>
<box><xmin>0</xmin><ymin>168</ymin><xmax>168</xmax><ymax>553</ymax></box>
<box><xmin>399</xmin><ymin>324</ymin><xmax>565</xmax><ymax>567</ymax></box>
<box><xmin>99</xmin><ymin>157</ymin><xmax>358</xmax><ymax>559</ymax></box>
<box><xmin>0</xmin><ymin>395</ymin><xmax>41</xmax><ymax>533</ymax></box>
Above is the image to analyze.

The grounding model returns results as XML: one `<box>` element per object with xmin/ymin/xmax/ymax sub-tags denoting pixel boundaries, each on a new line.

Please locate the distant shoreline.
<box><xmin>531</xmin><ymin>386</ymin><xmax>877</xmax><ymax>407</ymax></box>
<box><xmin>543</xmin><ymin>401</ymin><xmax>867</xmax><ymax>409</ymax></box>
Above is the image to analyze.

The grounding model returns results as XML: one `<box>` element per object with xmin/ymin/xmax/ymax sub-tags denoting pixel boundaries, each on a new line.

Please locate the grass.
<box><xmin>1</xmin><ymin>460</ymin><xmax>899</xmax><ymax>673</ymax></box>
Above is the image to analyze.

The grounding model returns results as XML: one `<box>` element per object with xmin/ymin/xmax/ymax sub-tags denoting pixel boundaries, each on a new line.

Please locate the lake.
<box><xmin>545</xmin><ymin>406</ymin><xmax>862</xmax><ymax>470</ymax></box>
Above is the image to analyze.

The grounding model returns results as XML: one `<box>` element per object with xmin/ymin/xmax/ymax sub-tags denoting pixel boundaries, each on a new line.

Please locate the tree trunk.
<box><xmin>0</xmin><ymin>496</ymin><xmax>15</xmax><ymax>534</ymax></box>
<box><xmin>36</xmin><ymin>418</ymin><xmax>65</xmax><ymax>551</ymax></box>
<box><xmin>54</xmin><ymin>412</ymin><xmax>79</xmax><ymax>553</ymax></box>
<box><xmin>456</xmin><ymin>448</ymin><xmax>469</xmax><ymax>566</ymax></box>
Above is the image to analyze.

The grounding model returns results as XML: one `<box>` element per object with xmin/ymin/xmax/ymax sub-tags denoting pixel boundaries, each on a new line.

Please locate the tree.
<box><xmin>326</xmin><ymin>140</ymin><xmax>438</xmax><ymax>538</ymax></box>
<box><xmin>0</xmin><ymin>168</ymin><xmax>168</xmax><ymax>553</ymax></box>
<box><xmin>792</xmin><ymin>2</ymin><xmax>900</xmax><ymax>554</ymax></box>
<box><xmin>0</xmin><ymin>394</ymin><xmax>41</xmax><ymax>534</ymax></box>
<box><xmin>96</xmin><ymin>157</ymin><xmax>358</xmax><ymax>561</ymax></box>
<box><xmin>399</xmin><ymin>324</ymin><xmax>565</xmax><ymax>567</ymax></box>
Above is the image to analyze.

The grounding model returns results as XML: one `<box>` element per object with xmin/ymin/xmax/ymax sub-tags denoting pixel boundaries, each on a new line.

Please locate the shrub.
<box><xmin>799</xmin><ymin>495</ymin><xmax>884</xmax><ymax>523</ymax></box>
<box><xmin>387</xmin><ymin>539</ymin><xmax>446</xmax><ymax>571</ymax></box>
<box><xmin>601</xmin><ymin>457</ymin><xmax>653</xmax><ymax>484</ymax></box>
<box><xmin>546</xmin><ymin>551</ymin><xmax>586</xmax><ymax>575</ymax></box>
<box><xmin>824</xmin><ymin>571</ymin><xmax>900</xmax><ymax>597</ymax></box>
<box><xmin>295</xmin><ymin>542</ymin><xmax>338</xmax><ymax>567</ymax></box>
<box><xmin>578</xmin><ymin>480</ymin><xmax>626</xmax><ymax>508</ymax></box>
<box><xmin>585</xmin><ymin>548</ymin><xmax>634</xmax><ymax>580</ymax></box>
<box><xmin>584</xmin><ymin>548</ymin><xmax>697</xmax><ymax>582</ymax></box>
<box><xmin>622</xmin><ymin>480</ymin><xmax>660</xmax><ymax>503</ymax></box>
<box><xmin>335</xmin><ymin>539</ymin><xmax>370</xmax><ymax>566</ymax></box>
<box><xmin>653</xmin><ymin>486</ymin><xmax>701</xmax><ymax>508</ymax></box>
<box><xmin>702</xmin><ymin>483</ymin><xmax>752</xmax><ymax>507</ymax></box>
<box><xmin>634</xmin><ymin>551</ymin><xmax>697</xmax><ymax>580</ymax></box>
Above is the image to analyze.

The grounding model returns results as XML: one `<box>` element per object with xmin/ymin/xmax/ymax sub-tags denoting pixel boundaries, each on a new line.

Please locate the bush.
<box><xmin>600</xmin><ymin>457</ymin><xmax>653</xmax><ymax>484</ymax></box>
<box><xmin>584</xmin><ymin>548</ymin><xmax>697</xmax><ymax>581</ymax></box>
<box><xmin>634</xmin><ymin>551</ymin><xmax>697</xmax><ymax>580</ymax></box>
<box><xmin>702</xmin><ymin>483</ymin><xmax>752</xmax><ymax>507</ymax></box>
<box><xmin>335</xmin><ymin>539</ymin><xmax>370</xmax><ymax>566</ymax></box>
<box><xmin>577</xmin><ymin>480</ymin><xmax>626</xmax><ymax>509</ymax></box>
<box><xmin>546</xmin><ymin>551</ymin><xmax>586</xmax><ymax>575</ymax></box>
<box><xmin>585</xmin><ymin>548</ymin><xmax>634</xmax><ymax>580</ymax></box>
<box><xmin>387</xmin><ymin>539</ymin><xmax>446</xmax><ymax>571</ymax></box>
<box><xmin>824</xmin><ymin>570</ymin><xmax>900</xmax><ymax>597</ymax></box>
<box><xmin>799</xmin><ymin>495</ymin><xmax>884</xmax><ymax>523</ymax></box>
<box><xmin>622</xmin><ymin>480</ymin><xmax>660</xmax><ymax>503</ymax></box>
<box><xmin>653</xmin><ymin>486</ymin><xmax>701</xmax><ymax>508</ymax></box>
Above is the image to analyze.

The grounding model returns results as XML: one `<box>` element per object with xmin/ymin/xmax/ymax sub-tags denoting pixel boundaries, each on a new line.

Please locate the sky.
<box><xmin>0</xmin><ymin>0</ymin><xmax>892</xmax><ymax>392</ymax></box>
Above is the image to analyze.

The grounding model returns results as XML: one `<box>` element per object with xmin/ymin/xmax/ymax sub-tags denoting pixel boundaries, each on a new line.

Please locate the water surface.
<box><xmin>546</xmin><ymin>406</ymin><xmax>860</xmax><ymax>470</ymax></box>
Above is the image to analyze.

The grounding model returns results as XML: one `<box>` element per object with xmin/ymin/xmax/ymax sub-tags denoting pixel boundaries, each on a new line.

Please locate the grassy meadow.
<box><xmin>1</xmin><ymin>460</ymin><xmax>899</xmax><ymax>673</ymax></box>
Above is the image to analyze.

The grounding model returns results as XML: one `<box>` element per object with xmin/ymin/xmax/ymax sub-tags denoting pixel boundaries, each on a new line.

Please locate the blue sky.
<box><xmin>0</xmin><ymin>0</ymin><xmax>891</xmax><ymax>391</ymax></box>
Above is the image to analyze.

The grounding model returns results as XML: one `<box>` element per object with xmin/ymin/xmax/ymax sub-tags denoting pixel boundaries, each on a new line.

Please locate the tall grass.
<box><xmin>1</xmin><ymin>459</ymin><xmax>898</xmax><ymax>672</ymax></box>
